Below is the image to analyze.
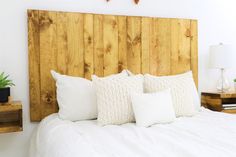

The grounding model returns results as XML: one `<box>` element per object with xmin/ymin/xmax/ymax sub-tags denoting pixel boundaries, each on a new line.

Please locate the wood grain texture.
<box><xmin>28</xmin><ymin>10</ymin><xmax>41</xmax><ymax>121</ymax></box>
<box><xmin>201</xmin><ymin>92</ymin><xmax>236</xmax><ymax>114</ymax></box>
<box><xmin>222</xmin><ymin>110</ymin><xmax>236</xmax><ymax>114</ymax></box>
<box><xmin>190</xmin><ymin>20</ymin><xmax>198</xmax><ymax>86</ymax></box>
<box><xmin>155</xmin><ymin>18</ymin><xmax>171</xmax><ymax>76</ymax></box>
<box><xmin>67</xmin><ymin>13</ymin><xmax>84</xmax><ymax>77</ymax></box>
<box><xmin>170</xmin><ymin>19</ymin><xmax>191</xmax><ymax>75</ymax></box>
<box><xmin>57</xmin><ymin>12</ymin><xmax>68</xmax><ymax>74</ymax></box>
<box><xmin>149</xmin><ymin>18</ymin><xmax>157</xmax><ymax>75</ymax></box>
<box><xmin>28</xmin><ymin>10</ymin><xmax>198</xmax><ymax>121</ymax></box>
<box><xmin>103</xmin><ymin>15</ymin><xmax>119</xmax><ymax>76</ymax></box>
<box><xmin>94</xmin><ymin>15</ymin><xmax>104</xmax><ymax>77</ymax></box>
<box><xmin>127</xmin><ymin>17</ymin><xmax>141</xmax><ymax>74</ymax></box>
<box><xmin>0</xmin><ymin>101</ymin><xmax>23</xmax><ymax>134</ymax></box>
<box><xmin>178</xmin><ymin>20</ymin><xmax>191</xmax><ymax>73</ymax></box>
<box><xmin>141</xmin><ymin>17</ymin><xmax>151</xmax><ymax>74</ymax></box>
<box><xmin>84</xmin><ymin>14</ymin><xmax>94</xmax><ymax>79</ymax></box>
<box><xmin>39</xmin><ymin>11</ymin><xmax>58</xmax><ymax>118</ymax></box>
<box><xmin>118</xmin><ymin>16</ymin><xmax>128</xmax><ymax>72</ymax></box>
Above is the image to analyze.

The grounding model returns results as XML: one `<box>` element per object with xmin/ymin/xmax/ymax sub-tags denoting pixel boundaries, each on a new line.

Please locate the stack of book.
<box><xmin>222</xmin><ymin>104</ymin><xmax>236</xmax><ymax>110</ymax></box>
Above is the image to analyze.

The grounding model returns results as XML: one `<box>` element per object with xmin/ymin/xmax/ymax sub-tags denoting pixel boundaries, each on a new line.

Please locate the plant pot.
<box><xmin>0</xmin><ymin>87</ymin><xmax>10</xmax><ymax>103</ymax></box>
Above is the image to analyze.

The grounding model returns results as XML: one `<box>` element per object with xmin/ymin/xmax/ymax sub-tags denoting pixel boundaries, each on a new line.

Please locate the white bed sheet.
<box><xmin>29</xmin><ymin>108</ymin><xmax>236</xmax><ymax>157</ymax></box>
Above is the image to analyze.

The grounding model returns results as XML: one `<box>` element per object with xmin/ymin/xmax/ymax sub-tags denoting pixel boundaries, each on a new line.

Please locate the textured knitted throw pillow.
<box><xmin>144</xmin><ymin>71</ymin><xmax>197</xmax><ymax>117</ymax></box>
<box><xmin>92</xmin><ymin>74</ymin><xmax>143</xmax><ymax>125</ymax></box>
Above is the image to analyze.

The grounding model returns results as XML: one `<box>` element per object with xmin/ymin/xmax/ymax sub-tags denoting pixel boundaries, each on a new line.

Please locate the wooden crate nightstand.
<box><xmin>0</xmin><ymin>101</ymin><xmax>23</xmax><ymax>133</ymax></box>
<box><xmin>201</xmin><ymin>92</ymin><xmax>236</xmax><ymax>114</ymax></box>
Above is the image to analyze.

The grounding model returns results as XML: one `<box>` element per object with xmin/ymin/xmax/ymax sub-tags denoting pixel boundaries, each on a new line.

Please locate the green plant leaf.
<box><xmin>0</xmin><ymin>72</ymin><xmax>15</xmax><ymax>88</ymax></box>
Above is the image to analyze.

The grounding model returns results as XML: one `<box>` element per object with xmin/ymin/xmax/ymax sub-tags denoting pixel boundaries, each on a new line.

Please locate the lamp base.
<box><xmin>216</xmin><ymin>69</ymin><xmax>230</xmax><ymax>93</ymax></box>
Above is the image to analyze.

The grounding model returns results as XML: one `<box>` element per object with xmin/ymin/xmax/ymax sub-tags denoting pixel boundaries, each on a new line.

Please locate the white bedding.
<box><xmin>29</xmin><ymin>108</ymin><xmax>236</xmax><ymax>157</ymax></box>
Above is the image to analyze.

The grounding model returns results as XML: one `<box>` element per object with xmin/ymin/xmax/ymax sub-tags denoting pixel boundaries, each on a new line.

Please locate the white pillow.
<box><xmin>92</xmin><ymin>74</ymin><xmax>143</xmax><ymax>125</ymax></box>
<box><xmin>51</xmin><ymin>70</ymin><xmax>128</xmax><ymax>121</ymax></box>
<box><xmin>131</xmin><ymin>89</ymin><xmax>176</xmax><ymax>127</ymax></box>
<box><xmin>125</xmin><ymin>69</ymin><xmax>200</xmax><ymax>112</ymax></box>
<box><xmin>125</xmin><ymin>69</ymin><xmax>134</xmax><ymax>76</ymax></box>
<box><xmin>144</xmin><ymin>71</ymin><xmax>198</xmax><ymax>117</ymax></box>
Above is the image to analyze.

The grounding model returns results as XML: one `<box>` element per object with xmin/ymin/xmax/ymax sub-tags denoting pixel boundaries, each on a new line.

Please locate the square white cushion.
<box><xmin>131</xmin><ymin>89</ymin><xmax>176</xmax><ymax>127</ymax></box>
<box><xmin>92</xmin><ymin>74</ymin><xmax>143</xmax><ymax>125</ymax></box>
<box><xmin>126</xmin><ymin>70</ymin><xmax>200</xmax><ymax>111</ymax></box>
<box><xmin>144</xmin><ymin>71</ymin><xmax>198</xmax><ymax>117</ymax></box>
<box><xmin>51</xmin><ymin>70</ymin><xmax>128</xmax><ymax>121</ymax></box>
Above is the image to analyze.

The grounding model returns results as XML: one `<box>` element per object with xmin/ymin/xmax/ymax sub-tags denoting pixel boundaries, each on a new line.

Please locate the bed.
<box><xmin>29</xmin><ymin>108</ymin><xmax>236</xmax><ymax>157</ymax></box>
<box><xmin>28</xmin><ymin>10</ymin><xmax>236</xmax><ymax>157</ymax></box>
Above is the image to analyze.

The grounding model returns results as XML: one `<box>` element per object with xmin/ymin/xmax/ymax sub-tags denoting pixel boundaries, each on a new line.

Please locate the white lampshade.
<box><xmin>209</xmin><ymin>44</ymin><xmax>236</xmax><ymax>69</ymax></box>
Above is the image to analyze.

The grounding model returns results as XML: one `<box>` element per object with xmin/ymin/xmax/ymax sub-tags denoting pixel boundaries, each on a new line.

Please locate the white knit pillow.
<box><xmin>92</xmin><ymin>74</ymin><xmax>143</xmax><ymax>125</ymax></box>
<box><xmin>144</xmin><ymin>71</ymin><xmax>197</xmax><ymax>117</ymax></box>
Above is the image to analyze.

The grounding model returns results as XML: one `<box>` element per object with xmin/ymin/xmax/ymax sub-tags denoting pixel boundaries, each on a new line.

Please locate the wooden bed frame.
<box><xmin>28</xmin><ymin>9</ymin><xmax>198</xmax><ymax>122</ymax></box>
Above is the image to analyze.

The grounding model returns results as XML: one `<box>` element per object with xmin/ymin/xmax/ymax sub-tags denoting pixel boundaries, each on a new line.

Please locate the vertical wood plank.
<box><xmin>118</xmin><ymin>16</ymin><xmax>128</xmax><ymax>72</ymax></box>
<box><xmin>103</xmin><ymin>15</ymin><xmax>119</xmax><ymax>76</ymax></box>
<box><xmin>28</xmin><ymin>10</ymin><xmax>41</xmax><ymax>121</ymax></box>
<box><xmin>84</xmin><ymin>14</ymin><xmax>94</xmax><ymax>79</ymax></box>
<box><xmin>171</xmin><ymin>19</ymin><xmax>191</xmax><ymax>75</ymax></box>
<box><xmin>67</xmin><ymin>12</ymin><xmax>84</xmax><ymax>77</ymax></box>
<box><xmin>154</xmin><ymin>18</ymin><xmax>171</xmax><ymax>76</ymax></box>
<box><xmin>191</xmin><ymin>20</ymin><xmax>198</xmax><ymax>87</ymax></box>
<box><xmin>141</xmin><ymin>17</ymin><xmax>151</xmax><ymax>74</ymax></box>
<box><xmin>178</xmin><ymin>19</ymin><xmax>191</xmax><ymax>73</ymax></box>
<box><xmin>57</xmin><ymin>12</ymin><xmax>68</xmax><ymax>74</ymax></box>
<box><xmin>170</xmin><ymin>19</ymin><xmax>180</xmax><ymax>75</ymax></box>
<box><xmin>127</xmin><ymin>17</ymin><xmax>141</xmax><ymax>74</ymax></box>
<box><xmin>39</xmin><ymin>11</ymin><xmax>58</xmax><ymax>118</ymax></box>
<box><xmin>94</xmin><ymin>15</ymin><xmax>104</xmax><ymax>77</ymax></box>
<box><xmin>149</xmin><ymin>18</ymin><xmax>158</xmax><ymax>75</ymax></box>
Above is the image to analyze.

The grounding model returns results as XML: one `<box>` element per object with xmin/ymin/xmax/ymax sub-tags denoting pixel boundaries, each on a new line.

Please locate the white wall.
<box><xmin>0</xmin><ymin>0</ymin><xmax>236</xmax><ymax>157</ymax></box>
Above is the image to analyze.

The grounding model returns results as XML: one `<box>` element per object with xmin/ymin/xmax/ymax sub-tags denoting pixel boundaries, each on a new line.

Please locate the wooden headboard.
<box><xmin>28</xmin><ymin>10</ymin><xmax>198</xmax><ymax>122</ymax></box>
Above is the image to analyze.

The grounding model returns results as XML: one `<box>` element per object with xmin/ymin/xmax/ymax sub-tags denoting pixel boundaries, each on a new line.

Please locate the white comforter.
<box><xmin>29</xmin><ymin>108</ymin><xmax>236</xmax><ymax>157</ymax></box>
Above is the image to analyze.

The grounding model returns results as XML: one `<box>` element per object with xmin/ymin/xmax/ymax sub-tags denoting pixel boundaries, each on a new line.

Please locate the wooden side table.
<box><xmin>0</xmin><ymin>101</ymin><xmax>23</xmax><ymax>134</ymax></box>
<box><xmin>201</xmin><ymin>92</ymin><xmax>236</xmax><ymax>114</ymax></box>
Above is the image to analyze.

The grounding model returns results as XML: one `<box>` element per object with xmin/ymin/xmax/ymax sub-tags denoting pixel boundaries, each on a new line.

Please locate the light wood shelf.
<box><xmin>201</xmin><ymin>92</ymin><xmax>236</xmax><ymax>114</ymax></box>
<box><xmin>0</xmin><ymin>101</ymin><xmax>23</xmax><ymax>134</ymax></box>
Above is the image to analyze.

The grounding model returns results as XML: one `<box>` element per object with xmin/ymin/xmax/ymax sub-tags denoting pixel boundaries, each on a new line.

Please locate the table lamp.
<box><xmin>209</xmin><ymin>43</ymin><xmax>236</xmax><ymax>93</ymax></box>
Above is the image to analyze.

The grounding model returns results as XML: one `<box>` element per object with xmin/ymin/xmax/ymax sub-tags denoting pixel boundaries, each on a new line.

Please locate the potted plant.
<box><xmin>0</xmin><ymin>72</ymin><xmax>15</xmax><ymax>103</ymax></box>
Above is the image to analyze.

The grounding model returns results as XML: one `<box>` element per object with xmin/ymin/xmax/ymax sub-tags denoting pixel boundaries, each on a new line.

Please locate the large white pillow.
<box><xmin>51</xmin><ymin>70</ymin><xmax>128</xmax><ymax>121</ymax></box>
<box><xmin>131</xmin><ymin>89</ymin><xmax>176</xmax><ymax>127</ymax></box>
<box><xmin>92</xmin><ymin>74</ymin><xmax>143</xmax><ymax>125</ymax></box>
<box><xmin>144</xmin><ymin>71</ymin><xmax>198</xmax><ymax>117</ymax></box>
